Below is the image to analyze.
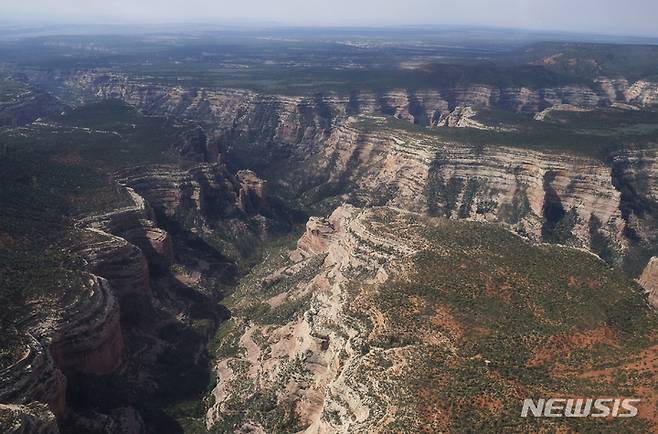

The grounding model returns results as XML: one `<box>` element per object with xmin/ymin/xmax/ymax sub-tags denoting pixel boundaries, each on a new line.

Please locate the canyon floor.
<box><xmin>1</xmin><ymin>27</ymin><xmax>658</xmax><ymax>433</ymax></box>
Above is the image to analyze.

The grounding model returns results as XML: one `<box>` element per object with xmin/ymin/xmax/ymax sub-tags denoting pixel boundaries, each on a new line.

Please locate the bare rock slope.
<box><xmin>208</xmin><ymin>205</ymin><xmax>658</xmax><ymax>432</ymax></box>
<box><xmin>47</xmin><ymin>72</ymin><xmax>658</xmax><ymax>279</ymax></box>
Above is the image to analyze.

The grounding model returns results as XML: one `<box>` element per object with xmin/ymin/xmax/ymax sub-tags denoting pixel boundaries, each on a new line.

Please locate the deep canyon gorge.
<box><xmin>2</xmin><ymin>31</ymin><xmax>658</xmax><ymax>433</ymax></box>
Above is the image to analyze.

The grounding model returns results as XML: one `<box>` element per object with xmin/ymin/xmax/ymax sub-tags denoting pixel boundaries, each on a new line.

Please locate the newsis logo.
<box><xmin>521</xmin><ymin>398</ymin><xmax>641</xmax><ymax>418</ymax></box>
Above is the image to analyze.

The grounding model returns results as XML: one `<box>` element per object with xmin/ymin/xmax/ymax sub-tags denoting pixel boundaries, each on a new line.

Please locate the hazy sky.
<box><xmin>2</xmin><ymin>0</ymin><xmax>658</xmax><ymax>37</ymax></box>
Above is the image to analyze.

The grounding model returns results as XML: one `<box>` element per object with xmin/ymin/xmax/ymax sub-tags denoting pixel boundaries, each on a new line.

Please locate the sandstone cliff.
<box><xmin>76</xmin><ymin>187</ymin><xmax>174</xmax><ymax>266</ymax></box>
<box><xmin>53</xmin><ymin>72</ymin><xmax>658</xmax><ymax>127</ymax></box>
<box><xmin>280</xmin><ymin>120</ymin><xmax>631</xmax><ymax>259</ymax></box>
<box><xmin>48</xmin><ymin>69</ymin><xmax>658</xmax><ymax>281</ymax></box>
<box><xmin>206</xmin><ymin>205</ymin><xmax>423</xmax><ymax>432</ymax></box>
<box><xmin>208</xmin><ymin>205</ymin><xmax>658</xmax><ymax>432</ymax></box>
<box><xmin>0</xmin><ymin>273</ymin><xmax>123</xmax><ymax>424</ymax></box>
<box><xmin>47</xmin><ymin>275</ymin><xmax>124</xmax><ymax>376</ymax></box>
<box><xmin>639</xmin><ymin>257</ymin><xmax>658</xmax><ymax>308</ymax></box>
<box><xmin>112</xmin><ymin>164</ymin><xmax>250</xmax><ymax>219</ymax></box>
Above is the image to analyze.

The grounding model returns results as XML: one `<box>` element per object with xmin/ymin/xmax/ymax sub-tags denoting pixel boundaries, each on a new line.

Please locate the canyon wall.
<box><xmin>0</xmin><ymin>274</ymin><xmax>123</xmax><ymax>425</ymax></box>
<box><xmin>285</xmin><ymin>121</ymin><xmax>633</xmax><ymax>260</ymax></box>
<box><xmin>44</xmin><ymin>70</ymin><xmax>658</xmax><ymax>287</ymax></box>
<box><xmin>207</xmin><ymin>202</ymin><xmax>658</xmax><ymax>432</ymax></box>
<box><xmin>0</xmin><ymin>141</ymin><xmax>286</xmax><ymax>431</ymax></box>
<box><xmin>206</xmin><ymin>205</ymin><xmax>425</xmax><ymax>432</ymax></box>
<box><xmin>112</xmin><ymin>163</ymin><xmax>266</xmax><ymax>219</ymax></box>
<box><xmin>56</xmin><ymin>72</ymin><xmax>658</xmax><ymax>128</ymax></box>
<box><xmin>0</xmin><ymin>188</ymin><xmax>159</xmax><ymax>429</ymax></box>
<box><xmin>2</xmin><ymin>55</ymin><xmax>658</xmax><ymax>433</ymax></box>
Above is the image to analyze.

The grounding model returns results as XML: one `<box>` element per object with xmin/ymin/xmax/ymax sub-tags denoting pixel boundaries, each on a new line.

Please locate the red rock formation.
<box><xmin>77</xmin><ymin>187</ymin><xmax>174</xmax><ymax>266</ymax></box>
<box><xmin>48</xmin><ymin>276</ymin><xmax>124</xmax><ymax>376</ymax></box>
<box><xmin>76</xmin><ymin>232</ymin><xmax>151</xmax><ymax>297</ymax></box>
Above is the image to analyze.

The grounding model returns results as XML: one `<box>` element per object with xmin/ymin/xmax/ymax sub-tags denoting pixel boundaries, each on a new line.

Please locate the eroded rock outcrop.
<box><xmin>237</xmin><ymin>170</ymin><xmax>268</xmax><ymax>214</ymax></box>
<box><xmin>75</xmin><ymin>231</ymin><xmax>151</xmax><ymax>297</ymax></box>
<box><xmin>0</xmin><ymin>402</ymin><xmax>59</xmax><ymax>434</ymax></box>
<box><xmin>47</xmin><ymin>275</ymin><xmax>124</xmax><ymax>376</ymax></box>
<box><xmin>0</xmin><ymin>339</ymin><xmax>67</xmax><ymax>422</ymax></box>
<box><xmin>290</xmin><ymin>216</ymin><xmax>337</xmax><ymax>260</ymax></box>
<box><xmin>626</xmin><ymin>80</ymin><xmax>658</xmax><ymax>106</ymax></box>
<box><xmin>639</xmin><ymin>257</ymin><xmax>658</xmax><ymax>308</ymax></box>
<box><xmin>206</xmin><ymin>205</ymin><xmax>422</xmax><ymax>432</ymax></box>
<box><xmin>77</xmin><ymin>187</ymin><xmax>174</xmax><ymax>266</ymax></box>
<box><xmin>112</xmin><ymin>164</ymin><xmax>278</xmax><ymax>266</ymax></box>
<box><xmin>113</xmin><ymin>164</ymin><xmax>254</xmax><ymax>219</ymax></box>
<box><xmin>39</xmin><ymin>71</ymin><xmax>658</xmax><ymax>135</ymax></box>
<box><xmin>436</xmin><ymin>106</ymin><xmax>489</xmax><ymax>129</ymax></box>
<box><xmin>1</xmin><ymin>274</ymin><xmax>123</xmax><ymax>424</ymax></box>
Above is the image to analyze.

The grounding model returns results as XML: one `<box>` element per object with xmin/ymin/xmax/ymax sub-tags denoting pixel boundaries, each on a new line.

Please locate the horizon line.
<box><xmin>1</xmin><ymin>20</ymin><xmax>658</xmax><ymax>42</ymax></box>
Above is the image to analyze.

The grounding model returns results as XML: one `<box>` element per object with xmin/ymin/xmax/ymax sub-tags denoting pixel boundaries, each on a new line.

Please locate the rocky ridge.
<box><xmin>286</xmin><ymin>120</ymin><xmax>635</xmax><ymax>260</ymax></box>
<box><xmin>206</xmin><ymin>205</ymin><xmax>424</xmax><ymax>432</ymax></box>
<box><xmin>208</xmin><ymin>204</ymin><xmax>658</xmax><ymax>432</ymax></box>
<box><xmin>55</xmin><ymin>72</ymin><xmax>658</xmax><ymax>125</ymax></box>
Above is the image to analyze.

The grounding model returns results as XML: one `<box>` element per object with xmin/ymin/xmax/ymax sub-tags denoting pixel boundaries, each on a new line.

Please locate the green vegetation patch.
<box><xmin>369</xmin><ymin>211</ymin><xmax>658</xmax><ymax>432</ymax></box>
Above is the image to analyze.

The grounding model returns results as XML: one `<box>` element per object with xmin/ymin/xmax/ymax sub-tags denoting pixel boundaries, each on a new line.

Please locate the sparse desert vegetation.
<box><xmin>1</xmin><ymin>24</ymin><xmax>658</xmax><ymax>434</ymax></box>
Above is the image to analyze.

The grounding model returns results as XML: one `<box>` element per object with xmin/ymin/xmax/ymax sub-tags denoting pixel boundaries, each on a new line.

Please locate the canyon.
<box><xmin>38</xmin><ymin>70</ymin><xmax>658</xmax><ymax>277</ymax></box>
<box><xmin>0</xmin><ymin>97</ymin><xmax>293</xmax><ymax>432</ymax></box>
<box><xmin>1</xmin><ymin>33</ymin><xmax>658</xmax><ymax>433</ymax></box>
<box><xmin>205</xmin><ymin>205</ymin><xmax>658</xmax><ymax>432</ymax></box>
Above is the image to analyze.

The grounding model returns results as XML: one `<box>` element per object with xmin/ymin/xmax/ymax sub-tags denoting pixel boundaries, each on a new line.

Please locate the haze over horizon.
<box><xmin>1</xmin><ymin>0</ymin><xmax>658</xmax><ymax>38</ymax></box>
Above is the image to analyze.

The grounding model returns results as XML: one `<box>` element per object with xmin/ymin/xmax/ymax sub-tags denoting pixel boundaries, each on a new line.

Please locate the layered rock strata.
<box><xmin>57</xmin><ymin>72</ymin><xmax>658</xmax><ymax>129</ymax></box>
<box><xmin>1</xmin><ymin>274</ymin><xmax>123</xmax><ymax>423</ymax></box>
<box><xmin>209</xmin><ymin>203</ymin><xmax>658</xmax><ymax>432</ymax></box>
<box><xmin>47</xmin><ymin>275</ymin><xmax>124</xmax><ymax>376</ymax></box>
<box><xmin>206</xmin><ymin>205</ymin><xmax>423</xmax><ymax>432</ymax></box>
<box><xmin>113</xmin><ymin>164</ymin><xmax>263</xmax><ymax>219</ymax></box>
<box><xmin>0</xmin><ymin>339</ymin><xmax>67</xmax><ymax>423</ymax></box>
<box><xmin>76</xmin><ymin>187</ymin><xmax>174</xmax><ymax>266</ymax></box>
<box><xmin>22</xmin><ymin>72</ymin><xmax>657</xmax><ymax>275</ymax></box>
<box><xmin>39</xmin><ymin>72</ymin><xmax>657</xmax><ymax>274</ymax></box>
<box><xmin>299</xmin><ymin>121</ymin><xmax>628</xmax><ymax>258</ymax></box>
